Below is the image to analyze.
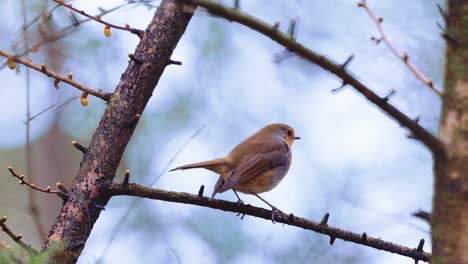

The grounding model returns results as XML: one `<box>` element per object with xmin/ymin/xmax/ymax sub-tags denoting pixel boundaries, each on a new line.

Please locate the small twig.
<box><xmin>357</xmin><ymin>0</ymin><xmax>443</xmax><ymax>97</ymax></box>
<box><xmin>197</xmin><ymin>185</ymin><xmax>205</xmax><ymax>197</ymax></box>
<box><xmin>7</xmin><ymin>167</ymin><xmax>66</xmax><ymax>201</ymax></box>
<box><xmin>412</xmin><ymin>210</ymin><xmax>431</xmax><ymax>224</ymax></box>
<box><xmin>53</xmin><ymin>0</ymin><xmax>144</xmax><ymax>38</ymax></box>
<box><xmin>383</xmin><ymin>88</ymin><xmax>396</xmax><ymax>102</ymax></box>
<box><xmin>168</xmin><ymin>59</ymin><xmax>182</xmax><ymax>66</ymax></box>
<box><xmin>72</xmin><ymin>140</ymin><xmax>88</xmax><ymax>154</ymax></box>
<box><xmin>0</xmin><ymin>50</ymin><xmax>111</xmax><ymax>101</ymax></box>
<box><xmin>415</xmin><ymin>239</ymin><xmax>425</xmax><ymax>264</ymax></box>
<box><xmin>108</xmin><ymin>183</ymin><xmax>431</xmax><ymax>262</ymax></box>
<box><xmin>320</xmin><ymin>212</ymin><xmax>330</xmax><ymax>225</ymax></box>
<box><xmin>123</xmin><ymin>170</ymin><xmax>130</xmax><ymax>186</ymax></box>
<box><xmin>0</xmin><ymin>216</ymin><xmax>37</xmax><ymax>254</ymax></box>
<box><xmin>340</xmin><ymin>54</ymin><xmax>354</xmax><ymax>70</ymax></box>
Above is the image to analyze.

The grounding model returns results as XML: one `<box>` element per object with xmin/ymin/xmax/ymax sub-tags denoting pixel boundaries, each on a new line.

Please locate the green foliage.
<box><xmin>0</xmin><ymin>242</ymin><xmax>63</xmax><ymax>264</ymax></box>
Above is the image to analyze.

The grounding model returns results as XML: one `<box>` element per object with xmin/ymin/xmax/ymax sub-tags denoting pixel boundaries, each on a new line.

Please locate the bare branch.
<box><xmin>0</xmin><ymin>216</ymin><xmax>38</xmax><ymax>254</ymax></box>
<box><xmin>0</xmin><ymin>50</ymin><xmax>111</xmax><ymax>101</ymax></box>
<box><xmin>357</xmin><ymin>0</ymin><xmax>443</xmax><ymax>97</ymax></box>
<box><xmin>7</xmin><ymin>166</ymin><xmax>68</xmax><ymax>201</ymax></box>
<box><xmin>184</xmin><ymin>0</ymin><xmax>446</xmax><ymax>157</ymax></box>
<box><xmin>108</xmin><ymin>183</ymin><xmax>431</xmax><ymax>263</ymax></box>
<box><xmin>52</xmin><ymin>0</ymin><xmax>144</xmax><ymax>38</ymax></box>
<box><xmin>413</xmin><ymin>210</ymin><xmax>431</xmax><ymax>224</ymax></box>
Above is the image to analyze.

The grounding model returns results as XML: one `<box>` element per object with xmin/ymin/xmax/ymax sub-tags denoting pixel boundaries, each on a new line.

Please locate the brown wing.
<box><xmin>215</xmin><ymin>145</ymin><xmax>289</xmax><ymax>194</ymax></box>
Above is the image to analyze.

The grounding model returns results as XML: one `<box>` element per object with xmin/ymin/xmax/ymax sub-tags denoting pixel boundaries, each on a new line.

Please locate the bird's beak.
<box><xmin>294</xmin><ymin>136</ymin><xmax>301</xmax><ymax>140</ymax></box>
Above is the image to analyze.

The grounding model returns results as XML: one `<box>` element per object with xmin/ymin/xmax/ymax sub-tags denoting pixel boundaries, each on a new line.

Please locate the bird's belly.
<box><xmin>234</xmin><ymin>166</ymin><xmax>288</xmax><ymax>194</ymax></box>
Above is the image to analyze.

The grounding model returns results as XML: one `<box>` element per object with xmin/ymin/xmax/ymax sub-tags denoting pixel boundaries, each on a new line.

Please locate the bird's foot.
<box><xmin>270</xmin><ymin>207</ymin><xmax>284</xmax><ymax>224</ymax></box>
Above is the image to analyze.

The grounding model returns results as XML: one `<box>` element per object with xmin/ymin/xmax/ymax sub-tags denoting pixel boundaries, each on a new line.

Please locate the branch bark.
<box><xmin>432</xmin><ymin>1</ymin><xmax>468</xmax><ymax>263</ymax></box>
<box><xmin>186</xmin><ymin>0</ymin><xmax>446</xmax><ymax>158</ymax></box>
<box><xmin>108</xmin><ymin>183</ymin><xmax>431</xmax><ymax>263</ymax></box>
<box><xmin>42</xmin><ymin>1</ymin><xmax>195</xmax><ymax>262</ymax></box>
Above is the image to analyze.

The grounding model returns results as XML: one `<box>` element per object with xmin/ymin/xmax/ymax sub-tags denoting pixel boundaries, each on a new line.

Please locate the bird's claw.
<box><xmin>271</xmin><ymin>207</ymin><xmax>284</xmax><ymax>224</ymax></box>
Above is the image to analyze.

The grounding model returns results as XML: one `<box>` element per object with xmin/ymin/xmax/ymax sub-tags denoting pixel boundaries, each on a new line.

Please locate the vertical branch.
<box><xmin>21</xmin><ymin>0</ymin><xmax>47</xmax><ymax>240</ymax></box>
<box><xmin>43</xmin><ymin>1</ymin><xmax>195</xmax><ymax>262</ymax></box>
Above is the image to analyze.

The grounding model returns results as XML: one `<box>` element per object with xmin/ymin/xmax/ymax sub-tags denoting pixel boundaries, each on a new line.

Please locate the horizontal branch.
<box><xmin>186</xmin><ymin>0</ymin><xmax>446</xmax><ymax>157</ymax></box>
<box><xmin>108</xmin><ymin>183</ymin><xmax>431</xmax><ymax>263</ymax></box>
<box><xmin>0</xmin><ymin>49</ymin><xmax>111</xmax><ymax>102</ymax></box>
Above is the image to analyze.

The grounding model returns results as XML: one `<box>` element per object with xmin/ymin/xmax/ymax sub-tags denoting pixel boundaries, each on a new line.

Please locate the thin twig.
<box><xmin>7</xmin><ymin>166</ymin><xmax>67</xmax><ymax>201</ymax></box>
<box><xmin>0</xmin><ymin>49</ymin><xmax>111</xmax><ymax>101</ymax></box>
<box><xmin>52</xmin><ymin>0</ymin><xmax>144</xmax><ymax>38</ymax></box>
<box><xmin>26</xmin><ymin>96</ymin><xmax>78</xmax><ymax>122</ymax></box>
<box><xmin>108</xmin><ymin>183</ymin><xmax>431</xmax><ymax>263</ymax></box>
<box><xmin>357</xmin><ymin>0</ymin><xmax>443</xmax><ymax>97</ymax></box>
<box><xmin>0</xmin><ymin>216</ymin><xmax>38</xmax><ymax>254</ymax></box>
<box><xmin>185</xmin><ymin>0</ymin><xmax>446</xmax><ymax>158</ymax></box>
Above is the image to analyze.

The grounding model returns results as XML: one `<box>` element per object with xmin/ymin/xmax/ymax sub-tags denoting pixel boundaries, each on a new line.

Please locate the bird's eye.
<box><xmin>287</xmin><ymin>129</ymin><xmax>293</xmax><ymax>137</ymax></box>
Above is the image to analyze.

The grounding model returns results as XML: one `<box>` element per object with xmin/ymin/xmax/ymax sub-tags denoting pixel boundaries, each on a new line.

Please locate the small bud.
<box><xmin>0</xmin><ymin>216</ymin><xmax>7</xmax><ymax>223</ymax></box>
<box><xmin>40</xmin><ymin>63</ymin><xmax>46</xmax><ymax>71</ymax></box>
<box><xmin>6</xmin><ymin>57</ymin><xmax>16</xmax><ymax>70</ymax></box>
<box><xmin>67</xmin><ymin>72</ymin><xmax>73</xmax><ymax>79</ymax></box>
<box><xmin>104</xmin><ymin>25</ymin><xmax>112</xmax><ymax>37</ymax></box>
<box><xmin>54</xmin><ymin>79</ymin><xmax>60</xmax><ymax>89</ymax></box>
<box><xmin>377</xmin><ymin>17</ymin><xmax>383</xmax><ymax>23</ymax></box>
<box><xmin>80</xmin><ymin>92</ymin><xmax>89</xmax><ymax>107</ymax></box>
<box><xmin>46</xmin><ymin>186</ymin><xmax>51</xmax><ymax>192</ymax></box>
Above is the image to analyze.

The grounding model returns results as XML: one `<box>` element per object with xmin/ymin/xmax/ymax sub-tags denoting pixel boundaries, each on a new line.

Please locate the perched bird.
<box><xmin>170</xmin><ymin>123</ymin><xmax>300</xmax><ymax>221</ymax></box>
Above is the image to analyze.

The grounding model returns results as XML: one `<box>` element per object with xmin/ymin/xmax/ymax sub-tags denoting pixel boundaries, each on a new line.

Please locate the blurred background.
<box><xmin>0</xmin><ymin>0</ymin><xmax>444</xmax><ymax>263</ymax></box>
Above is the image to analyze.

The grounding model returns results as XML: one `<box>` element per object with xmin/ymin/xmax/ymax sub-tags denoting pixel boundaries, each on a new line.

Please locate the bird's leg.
<box><xmin>233</xmin><ymin>190</ymin><xmax>246</xmax><ymax>219</ymax></box>
<box><xmin>253</xmin><ymin>194</ymin><xmax>284</xmax><ymax>223</ymax></box>
<box><xmin>233</xmin><ymin>190</ymin><xmax>244</xmax><ymax>205</ymax></box>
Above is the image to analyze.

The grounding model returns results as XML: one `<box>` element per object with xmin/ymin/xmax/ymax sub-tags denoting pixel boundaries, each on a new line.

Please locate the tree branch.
<box><xmin>0</xmin><ymin>216</ymin><xmax>38</xmax><ymax>255</ymax></box>
<box><xmin>0</xmin><ymin>49</ymin><xmax>111</xmax><ymax>101</ymax></box>
<box><xmin>357</xmin><ymin>0</ymin><xmax>443</xmax><ymax>97</ymax></box>
<box><xmin>52</xmin><ymin>0</ymin><xmax>144</xmax><ymax>38</ymax></box>
<box><xmin>108</xmin><ymin>183</ymin><xmax>431</xmax><ymax>263</ymax></box>
<box><xmin>42</xmin><ymin>1</ymin><xmax>195</xmax><ymax>261</ymax></box>
<box><xmin>185</xmin><ymin>0</ymin><xmax>446</xmax><ymax>158</ymax></box>
<box><xmin>7</xmin><ymin>166</ymin><xmax>68</xmax><ymax>201</ymax></box>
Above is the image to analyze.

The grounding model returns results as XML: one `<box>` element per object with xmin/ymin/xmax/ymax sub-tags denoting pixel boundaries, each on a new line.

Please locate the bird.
<box><xmin>170</xmin><ymin>123</ymin><xmax>300</xmax><ymax>221</ymax></box>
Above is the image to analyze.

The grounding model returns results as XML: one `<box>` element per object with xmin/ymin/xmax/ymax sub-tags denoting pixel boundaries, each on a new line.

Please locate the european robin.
<box><xmin>170</xmin><ymin>123</ymin><xmax>300</xmax><ymax>221</ymax></box>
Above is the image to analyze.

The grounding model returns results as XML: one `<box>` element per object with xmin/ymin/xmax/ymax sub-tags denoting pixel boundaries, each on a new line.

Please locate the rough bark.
<box><xmin>432</xmin><ymin>1</ymin><xmax>468</xmax><ymax>263</ymax></box>
<box><xmin>42</xmin><ymin>1</ymin><xmax>194</xmax><ymax>262</ymax></box>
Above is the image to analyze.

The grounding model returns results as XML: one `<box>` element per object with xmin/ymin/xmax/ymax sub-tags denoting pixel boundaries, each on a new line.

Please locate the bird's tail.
<box><xmin>169</xmin><ymin>158</ymin><xmax>231</xmax><ymax>177</ymax></box>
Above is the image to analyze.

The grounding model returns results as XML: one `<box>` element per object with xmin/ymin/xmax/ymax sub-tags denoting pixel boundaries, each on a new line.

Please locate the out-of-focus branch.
<box><xmin>357</xmin><ymin>0</ymin><xmax>443</xmax><ymax>97</ymax></box>
<box><xmin>52</xmin><ymin>0</ymin><xmax>144</xmax><ymax>38</ymax></box>
<box><xmin>20</xmin><ymin>0</ymin><xmax>47</xmax><ymax>240</ymax></box>
<box><xmin>108</xmin><ymin>183</ymin><xmax>431</xmax><ymax>263</ymax></box>
<box><xmin>0</xmin><ymin>216</ymin><xmax>38</xmax><ymax>254</ymax></box>
<box><xmin>0</xmin><ymin>50</ymin><xmax>111</xmax><ymax>101</ymax></box>
<box><xmin>413</xmin><ymin>210</ymin><xmax>431</xmax><ymax>224</ymax></box>
<box><xmin>7</xmin><ymin>167</ymin><xmax>68</xmax><ymax>201</ymax></box>
<box><xmin>184</xmin><ymin>0</ymin><xmax>446</xmax><ymax>158</ymax></box>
